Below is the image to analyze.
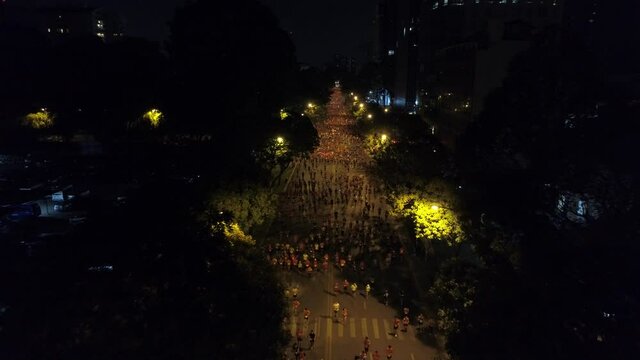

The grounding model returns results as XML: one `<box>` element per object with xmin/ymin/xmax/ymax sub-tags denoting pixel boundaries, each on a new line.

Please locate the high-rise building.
<box><xmin>38</xmin><ymin>6</ymin><xmax>124</xmax><ymax>43</ymax></box>
<box><xmin>2</xmin><ymin>3</ymin><xmax>124</xmax><ymax>43</ymax></box>
<box><xmin>420</xmin><ymin>0</ymin><xmax>564</xmax><ymax>115</ymax></box>
<box><xmin>378</xmin><ymin>0</ymin><xmax>566</xmax><ymax>114</ymax></box>
<box><xmin>377</xmin><ymin>0</ymin><xmax>421</xmax><ymax>111</ymax></box>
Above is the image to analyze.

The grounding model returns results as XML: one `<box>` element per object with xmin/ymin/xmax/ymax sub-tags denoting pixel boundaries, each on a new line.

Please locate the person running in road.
<box><xmin>386</xmin><ymin>345</ymin><xmax>393</xmax><ymax>359</ymax></box>
<box><xmin>308</xmin><ymin>330</ymin><xmax>315</xmax><ymax>350</ymax></box>
<box><xmin>393</xmin><ymin>318</ymin><xmax>400</xmax><ymax>337</ymax></box>
<box><xmin>402</xmin><ymin>316</ymin><xmax>409</xmax><ymax>332</ymax></box>
<box><xmin>342</xmin><ymin>307</ymin><xmax>349</xmax><ymax>323</ymax></box>
<box><xmin>343</xmin><ymin>279</ymin><xmax>349</xmax><ymax>293</ymax></box>
<box><xmin>350</xmin><ymin>282</ymin><xmax>358</xmax><ymax>297</ymax></box>
<box><xmin>292</xmin><ymin>299</ymin><xmax>300</xmax><ymax>315</ymax></box>
<box><xmin>365</xmin><ymin>283</ymin><xmax>371</xmax><ymax>298</ymax></box>
<box><xmin>364</xmin><ymin>336</ymin><xmax>371</xmax><ymax>353</ymax></box>
<box><xmin>417</xmin><ymin>313</ymin><xmax>425</xmax><ymax>332</ymax></box>
<box><xmin>303</xmin><ymin>308</ymin><xmax>311</xmax><ymax>323</ymax></box>
<box><xmin>383</xmin><ymin>289</ymin><xmax>389</xmax><ymax>306</ymax></box>
<box><xmin>372</xmin><ymin>350</ymin><xmax>381</xmax><ymax>360</ymax></box>
<box><xmin>333</xmin><ymin>302</ymin><xmax>340</xmax><ymax>321</ymax></box>
<box><xmin>296</xmin><ymin>328</ymin><xmax>303</xmax><ymax>346</ymax></box>
<box><xmin>334</xmin><ymin>282</ymin><xmax>340</xmax><ymax>295</ymax></box>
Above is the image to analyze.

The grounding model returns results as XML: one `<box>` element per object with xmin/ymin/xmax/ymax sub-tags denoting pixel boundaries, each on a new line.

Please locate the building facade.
<box><xmin>379</xmin><ymin>0</ymin><xmax>565</xmax><ymax>113</ymax></box>
<box><xmin>38</xmin><ymin>6</ymin><xmax>124</xmax><ymax>43</ymax></box>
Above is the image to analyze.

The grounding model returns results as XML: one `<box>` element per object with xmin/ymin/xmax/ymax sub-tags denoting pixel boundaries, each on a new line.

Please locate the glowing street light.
<box><xmin>384</xmin><ymin>108</ymin><xmax>389</xmax><ymax>113</ymax></box>
<box><xmin>359</xmin><ymin>103</ymin><xmax>365</xmax><ymax>109</ymax></box>
<box><xmin>354</xmin><ymin>96</ymin><xmax>358</xmax><ymax>101</ymax></box>
<box><xmin>276</xmin><ymin>136</ymin><xmax>284</xmax><ymax>144</ymax></box>
<box><xmin>367</xmin><ymin>114</ymin><xmax>373</xmax><ymax>119</ymax></box>
<box><xmin>307</xmin><ymin>102</ymin><xmax>314</xmax><ymax>108</ymax></box>
<box><xmin>381</xmin><ymin>134</ymin><xmax>388</xmax><ymax>142</ymax></box>
<box><xmin>431</xmin><ymin>205</ymin><xmax>440</xmax><ymax>211</ymax></box>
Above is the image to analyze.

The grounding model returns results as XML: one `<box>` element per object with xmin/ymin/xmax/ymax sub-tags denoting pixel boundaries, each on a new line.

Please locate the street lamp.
<box><xmin>354</xmin><ymin>96</ymin><xmax>359</xmax><ymax>101</ymax></box>
<box><xmin>308</xmin><ymin>103</ymin><xmax>314</xmax><ymax>108</ymax></box>
<box><xmin>367</xmin><ymin>114</ymin><xmax>373</xmax><ymax>119</ymax></box>
<box><xmin>384</xmin><ymin>108</ymin><xmax>389</xmax><ymax>113</ymax></box>
<box><xmin>431</xmin><ymin>205</ymin><xmax>440</xmax><ymax>211</ymax></box>
<box><xmin>381</xmin><ymin>134</ymin><xmax>388</xmax><ymax>142</ymax></box>
<box><xmin>359</xmin><ymin>103</ymin><xmax>365</xmax><ymax>109</ymax></box>
<box><xmin>276</xmin><ymin>136</ymin><xmax>284</xmax><ymax>144</ymax></box>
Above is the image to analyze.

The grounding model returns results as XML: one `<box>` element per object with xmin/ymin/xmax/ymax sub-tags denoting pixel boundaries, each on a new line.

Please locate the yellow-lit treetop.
<box><xmin>142</xmin><ymin>109</ymin><xmax>164</xmax><ymax>128</ymax></box>
<box><xmin>23</xmin><ymin>109</ymin><xmax>55</xmax><ymax>129</ymax></box>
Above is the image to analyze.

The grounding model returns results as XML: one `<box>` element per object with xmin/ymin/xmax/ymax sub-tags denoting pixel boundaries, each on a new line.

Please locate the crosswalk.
<box><xmin>290</xmin><ymin>317</ymin><xmax>418</xmax><ymax>341</ymax></box>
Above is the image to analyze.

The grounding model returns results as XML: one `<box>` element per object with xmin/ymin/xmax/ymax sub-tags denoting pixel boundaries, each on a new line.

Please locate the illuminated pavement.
<box><xmin>272</xmin><ymin>87</ymin><xmax>440</xmax><ymax>360</ymax></box>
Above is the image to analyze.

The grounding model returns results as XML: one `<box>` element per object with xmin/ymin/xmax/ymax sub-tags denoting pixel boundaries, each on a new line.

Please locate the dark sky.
<box><xmin>26</xmin><ymin>0</ymin><xmax>377</xmax><ymax>66</ymax></box>
<box><xmin>259</xmin><ymin>0</ymin><xmax>378</xmax><ymax>66</ymax></box>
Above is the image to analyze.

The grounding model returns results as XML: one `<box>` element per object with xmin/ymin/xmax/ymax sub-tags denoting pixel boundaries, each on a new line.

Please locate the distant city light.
<box><xmin>381</xmin><ymin>134</ymin><xmax>388</xmax><ymax>142</ymax></box>
<box><xmin>384</xmin><ymin>108</ymin><xmax>389</xmax><ymax>113</ymax></box>
<box><xmin>367</xmin><ymin>114</ymin><xmax>373</xmax><ymax>119</ymax></box>
<box><xmin>308</xmin><ymin>103</ymin><xmax>314</xmax><ymax>108</ymax></box>
<box><xmin>359</xmin><ymin>103</ymin><xmax>365</xmax><ymax>109</ymax></box>
<box><xmin>354</xmin><ymin>96</ymin><xmax>358</xmax><ymax>101</ymax></box>
<box><xmin>276</xmin><ymin>136</ymin><xmax>284</xmax><ymax>144</ymax></box>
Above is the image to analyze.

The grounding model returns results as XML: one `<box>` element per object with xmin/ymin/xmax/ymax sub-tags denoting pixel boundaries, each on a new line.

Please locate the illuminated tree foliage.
<box><xmin>364</xmin><ymin>133</ymin><xmax>391</xmax><ymax>158</ymax></box>
<box><xmin>390</xmin><ymin>183</ymin><xmax>464</xmax><ymax>245</ymax></box>
<box><xmin>142</xmin><ymin>108</ymin><xmax>164</xmax><ymax>128</ymax></box>
<box><xmin>211</xmin><ymin>221</ymin><xmax>256</xmax><ymax>246</ymax></box>
<box><xmin>22</xmin><ymin>109</ymin><xmax>55</xmax><ymax>129</ymax></box>
<box><xmin>207</xmin><ymin>183</ymin><xmax>277</xmax><ymax>234</ymax></box>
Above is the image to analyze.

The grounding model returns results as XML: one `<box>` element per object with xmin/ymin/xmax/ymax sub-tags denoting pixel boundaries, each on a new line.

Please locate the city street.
<box><xmin>268</xmin><ymin>87</ymin><xmax>438</xmax><ymax>360</ymax></box>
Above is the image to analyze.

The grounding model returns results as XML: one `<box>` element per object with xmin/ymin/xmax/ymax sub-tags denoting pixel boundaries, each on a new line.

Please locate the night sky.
<box><xmin>27</xmin><ymin>0</ymin><xmax>377</xmax><ymax>66</ymax></box>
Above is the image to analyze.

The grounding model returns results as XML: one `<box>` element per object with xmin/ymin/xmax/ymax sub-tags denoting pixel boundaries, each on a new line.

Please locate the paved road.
<box><xmin>271</xmin><ymin>86</ymin><xmax>439</xmax><ymax>360</ymax></box>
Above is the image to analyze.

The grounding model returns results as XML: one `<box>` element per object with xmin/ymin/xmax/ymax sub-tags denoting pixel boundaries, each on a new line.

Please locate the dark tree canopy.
<box><xmin>0</xmin><ymin>182</ymin><xmax>288</xmax><ymax>360</ymax></box>
<box><xmin>167</xmin><ymin>0</ymin><xmax>296</xmax><ymax>143</ymax></box>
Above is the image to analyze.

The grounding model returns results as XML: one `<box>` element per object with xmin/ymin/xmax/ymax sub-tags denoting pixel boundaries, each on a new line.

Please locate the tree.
<box><xmin>167</xmin><ymin>0</ymin><xmax>295</xmax><ymax>148</ymax></box>
<box><xmin>1</xmin><ymin>181</ymin><xmax>288</xmax><ymax>360</ymax></box>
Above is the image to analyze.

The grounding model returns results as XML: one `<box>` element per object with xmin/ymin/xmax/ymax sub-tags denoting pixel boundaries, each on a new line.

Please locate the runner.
<box><xmin>386</xmin><ymin>345</ymin><xmax>393</xmax><ymax>359</ymax></box>
<box><xmin>393</xmin><ymin>318</ymin><xmax>400</xmax><ymax>337</ymax></box>
<box><xmin>372</xmin><ymin>350</ymin><xmax>381</xmax><ymax>360</ymax></box>
<box><xmin>292</xmin><ymin>299</ymin><xmax>300</xmax><ymax>315</ymax></box>
<box><xmin>308</xmin><ymin>329</ymin><xmax>315</xmax><ymax>350</ymax></box>
<box><xmin>364</xmin><ymin>336</ymin><xmax>371</xmax><ymax>353</ymax></box>
<box><xmin>332</xmin><ymin>302</ymin><xmax>340</xmax><ymax>321</ymax></box>
<box><xmin>342</xmin><ymin>307</ymin><xmax>349</xmax><ymax>323</ymax></box>
<box><xmin>303</xmin><ymin>308</ymin><xmax>311</xmax><ymax>323</ymax></box>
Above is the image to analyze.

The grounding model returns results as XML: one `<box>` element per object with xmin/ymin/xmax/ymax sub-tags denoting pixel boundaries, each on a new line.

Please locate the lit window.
<box><xmin>433</xmin><ymin>2</ymin><xmax>439</xmax><ymax>9</ymax></box>
<box><xmin>388</xmin><ymin>50</ymin><xmax>395</xmax><ymax>56</ymax></box>
<box><xmin>444</xmin><ymin>0</ymin><xmax>449</xmax><ymax>6</ymax></box>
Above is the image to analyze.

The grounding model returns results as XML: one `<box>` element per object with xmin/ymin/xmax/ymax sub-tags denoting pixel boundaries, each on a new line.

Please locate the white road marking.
<box><xmin>350</xmin><ymin>318</ymin><xmax>356</xmax><ymax>338</ymax></box>
<box><xmin>372</xmin><ymin>318</ymin><xmax>380</xmax><ymax>339</ymax></box>
<box><xmin>383</xmin><ymin>319</ymin><xmax>392</xmax><ymax>340</ymax></box>
<box><xmin>361</xmin><ymin>318</ymin><xmax>369</xmax><ymax>337</ymax></box>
